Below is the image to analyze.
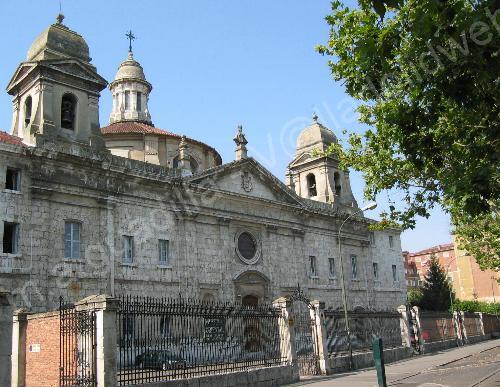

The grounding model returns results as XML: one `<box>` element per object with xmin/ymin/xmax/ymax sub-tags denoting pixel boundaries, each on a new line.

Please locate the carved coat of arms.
<box><xmin>241</xmin><ymin>171</ymin><xmax>253</xmax><ymax>192</ymax></box>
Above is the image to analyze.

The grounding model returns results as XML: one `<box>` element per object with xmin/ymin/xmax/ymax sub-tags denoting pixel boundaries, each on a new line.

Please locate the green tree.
<box><xmin>420</xmin><ymin>255</ymin><xmax>455</xmax><ymax>311</ymax></box>
<box><xmin>407</xmin><ymin>288</ymin><xmax>423</xmax><ymax>307</ymax></box>
<box><xmin>317</xmin><ymin>0</ymin><xmax>500</xmax><ymax>271</ymax></box>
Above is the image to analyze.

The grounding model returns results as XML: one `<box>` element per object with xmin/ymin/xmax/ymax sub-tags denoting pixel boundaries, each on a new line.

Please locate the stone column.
<box><xmin>397</xmin><ymin>305</ymin><xmax>412</xmax><ymax>348</ymax></box>
<box><xmin>411</xmin><ymin>306</ymin><xmax>425</xmax><ymax>353</ymax></box>
<box><xmin>478</xmin><ymin>312</ymin><xmax>486</xmax><ymax>336</ymax></box>
<box><xmin>11</xmin><ymin>309</ymin><xmax>28</xmax><ymax>387</ymax></box>
<box><xmin>311</xmin><ymin>300</ymin><xmax>331</xmax><ymax>375</ymax></box>
<box><xmin>455</xmin><ymin>311</ymin><xmax>467</xmax><ymax>344</ymax></box>
<box><xmin>75</xmin><ymin>295</ymin><xmax>119</xmax><ymax>387</ymax></box>
<box><xmin>273</xmin><ymin>297</ymin><xmax>297</xmax><ymax>366</ymax></box>
<box><xmin>0</xmin><ymin>292</ymin><xmax>12</xmax><ymax>387</ymax></box>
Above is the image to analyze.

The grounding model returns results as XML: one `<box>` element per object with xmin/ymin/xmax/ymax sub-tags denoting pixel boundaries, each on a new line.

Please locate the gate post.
<box><xmin>0</xmin><ymin>291</ymin><xmax>12</xmax><ymax>387</ymax></box>
<box><xmin>411</xmin><ymin>307</ymin><xmax>424</xmax><ymax>353</ymax></box>
<box><xmin>75</xmin><ymin>295</ymin><xmax>119</xmax><ymax>387</ymax></box>
<box><xmin>11</xmin><ymin>308</ymin><xmax>28</xmax><ymax>387</ymax></box>
<box><xmin>310</xmin><ymin>300</ymin><xmax>330</xmax><ymax>375</ymax></box>
<box><xmin>273</xmin><ymin>297</ymin><xmax>297</xmax><ymax>366</ymax></box>
<box><xmin>397</xmin><ymin>305</ymin><xmax>412</xmax><ymax>348</ymax></box>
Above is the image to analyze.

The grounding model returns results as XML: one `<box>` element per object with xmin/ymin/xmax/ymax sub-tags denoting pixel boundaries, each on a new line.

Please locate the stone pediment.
<box><xmin>188</xmin><ymin>158</ymin><xmax>304</xmax><ymax>206</ymax></box>
<box><xmin>7</xmin><ymin>59</ymin><xmax>107</xmax><ymax>94</ymax></box>
<box><xmin>288</xmin><ymin>151</ymin><xmax>313</xmax><ymax>168</ymax></box>
<box><xmin>45</xmin><ymin>60</ymin><xmax>107</xmax><ymax>86</ymax></box>
<box><xmin>6</xmin><ymin>63</ymin><xmax>37</xmax><ymax>93</ymax></box>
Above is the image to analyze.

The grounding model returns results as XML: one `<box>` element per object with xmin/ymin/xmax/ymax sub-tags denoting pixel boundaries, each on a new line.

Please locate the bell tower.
<box><xmin>6</xmin><ymin>14</ymin><xmax>107</xmax><ymax>148</ymax></box>
<box><xmin>287</xmin><ymin>114</ymin><xmax>358</xmax><ymax>207</ymax></box>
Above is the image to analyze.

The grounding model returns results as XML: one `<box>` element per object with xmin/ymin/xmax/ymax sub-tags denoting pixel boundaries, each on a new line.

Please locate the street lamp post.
<box><xmin>338</xmin><ymin>202</ymin><xmax>377</xmax><ymax>370</ymax></box>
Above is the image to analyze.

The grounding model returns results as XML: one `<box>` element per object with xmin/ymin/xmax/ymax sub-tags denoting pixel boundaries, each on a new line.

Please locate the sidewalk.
<box><xmin>289</xmin><ymin>339</ymin><xmax>500</xmax><ymax>386</ymax></box>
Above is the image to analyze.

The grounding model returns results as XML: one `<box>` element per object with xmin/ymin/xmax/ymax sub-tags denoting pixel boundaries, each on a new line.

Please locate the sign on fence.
<box><xmin>204</xmin><ymin>316</ymin><xmax>226</xmax><ymax>342</ymax></box>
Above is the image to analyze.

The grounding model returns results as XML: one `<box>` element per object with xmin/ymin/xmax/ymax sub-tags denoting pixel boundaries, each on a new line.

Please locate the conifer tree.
<box><xmin>420</xmin><ymin>255</ymin><xmax>454</xmax><ymax>311</ymax></box>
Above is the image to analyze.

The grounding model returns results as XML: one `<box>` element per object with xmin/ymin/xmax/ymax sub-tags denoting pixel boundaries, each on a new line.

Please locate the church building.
<box><xmin>0</xmin><ymin>15</ymin><xmax>405</xmax><ymax>312</ymax></box>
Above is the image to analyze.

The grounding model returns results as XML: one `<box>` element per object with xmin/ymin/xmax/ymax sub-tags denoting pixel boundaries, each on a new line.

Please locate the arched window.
<box><xmin>334</xmin><ymin>172</ymin><xmax>342</xmax><ymax>196</ymax></box>
<box><xmin>61</xmin><ymin>93</ymin><xmax>76</xmax><ymax>130</ymax></box>
<box><xmin>136</xmin><ymin>92</ymin><xmax>142</xmax><ymax>111</ymax></box>
<box><xmin>24</xmin><ymin>96</ymin><xmax>32</xmax><ymax>127</ymax></box>
<box><xmin>306</xmin><ymin>173</ymin><xmax>317</xmax><ymax>197</ymax></box>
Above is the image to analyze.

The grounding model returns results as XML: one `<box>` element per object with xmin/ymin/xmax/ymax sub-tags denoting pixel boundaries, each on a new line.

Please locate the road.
<box><xmin>290</xmin><ymin>339</ymin><xmax>500</xmax><ymax>387</ymax></box>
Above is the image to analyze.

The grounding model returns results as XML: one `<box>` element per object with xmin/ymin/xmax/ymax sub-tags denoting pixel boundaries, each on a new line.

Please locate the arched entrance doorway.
<box><xmin>233</xmin><ymin>270</ymin><xmax>269</xmax><ymax>305</ymax></box>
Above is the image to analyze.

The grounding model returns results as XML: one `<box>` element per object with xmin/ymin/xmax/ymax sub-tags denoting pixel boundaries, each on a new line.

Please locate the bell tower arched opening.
<box><xmin>61</xmin><ymin>93</ymin><xmax>77</xmax><ymax>130</ymax></box>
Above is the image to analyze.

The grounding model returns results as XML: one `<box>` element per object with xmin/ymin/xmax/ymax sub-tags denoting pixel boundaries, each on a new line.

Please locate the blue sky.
<box><xmin>0</xmin><ymin>0</ymin><xmax>452</xmax><ymax>252</ymax></box>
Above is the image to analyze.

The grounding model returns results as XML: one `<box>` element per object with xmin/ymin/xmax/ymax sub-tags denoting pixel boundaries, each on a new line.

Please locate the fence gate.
<box><xmin>289</xmin><ymin>286</ymin><xmax>320</xmax><ymax>376</ymax></box>
<box><xmin>60</xmin><ymin>298</ymin><xmax>97</xmax><ymax>387</ymax></box>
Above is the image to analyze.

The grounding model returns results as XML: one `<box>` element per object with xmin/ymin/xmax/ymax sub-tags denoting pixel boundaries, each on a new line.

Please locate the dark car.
<box><xmin>135</xmin><ymin>350</ymin><xmax>187</xmax><ymax>371</ymax></box>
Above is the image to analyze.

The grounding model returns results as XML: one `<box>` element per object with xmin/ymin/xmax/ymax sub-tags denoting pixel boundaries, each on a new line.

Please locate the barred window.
<box><xmin>64</xmin><ymin>222</ymin><xmax>81</xmax><ymax>259</ymax></box>
<box><xmin>309</xmin><ymin>256</ymin><xmax>317</xmax><ymax>276</ymax></box>
<box><xmin>392</xmin><ymin>264</ymin><xmax>397</xmax><ymax>281</ymax></box>
<box><xmin>136</xmin><ymin>92</ymin><xmax>142</xmax><ymax>111</ymax></box>
<box><xmin>122</xmin><ymin>235</ymin><xmax>134</xmax><ymax>263</ymax></box>
<box><xmin>159</xmin><ymin>239</ymin><xmax>169</xmax><ymax>265</ymax></box>
<box><xmin>373</xmin><ymin>262</ymin><xmax>378</xmax><ymax>279</ymax></box>
<box><xmin>351</xmin><ymin>255</ymin><xmax>358</xmax><ymax>279</ymax></box>
<box><xmin>328</xmin><ymin>258</ymin><xmax>335</xmax><ymax>278</ymax></box>
<box><xmin>389</xmin><ymin>235</ymin><xmax>394</xmax><ymax>248</ymax></box>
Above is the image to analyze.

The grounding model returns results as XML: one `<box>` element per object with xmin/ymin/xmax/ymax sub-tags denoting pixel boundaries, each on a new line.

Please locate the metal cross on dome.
<box><xmin>126</xmin><ymin>30</ymin><xmax>136</xmax><ymax>53</ymax></box>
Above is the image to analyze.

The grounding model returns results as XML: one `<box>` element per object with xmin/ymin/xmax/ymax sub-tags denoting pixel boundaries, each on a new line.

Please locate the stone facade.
<box><xmin>0</xmin><ymin>16</ymin><xmax>406</xmax><ymax>313</ymax></box>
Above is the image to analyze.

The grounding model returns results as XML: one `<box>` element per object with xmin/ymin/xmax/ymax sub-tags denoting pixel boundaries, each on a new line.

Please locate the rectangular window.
<box><xmin>351</xmin><ymin>255</ymin><xmax>358</xmax><ymax>279</ymax></box>
<box><xmin>136</xmin><ymin>92</ymin><xmax>142</xmax><ymax>111</ymax></box>
<box><xmin>328</xmin><ymin>258</ymin><xmax>335</xmax><ymax>278</ymax></box>
<box><xmin>159</xmin><ymin>239</ymin><xmax>169</xmax><ymax>265</ymax></box>
<box><xmin>389</xmin><ymin>235</ymin><xmax>394</xmax><ymax>248</ymax></box>
<box><xmin>64</xmin><ymin>222</ymin><xmax>81</xmax><ymax>259</ymax></box>
<box><xmin>3</xmin><ymin>222</ymin><xmax>19</xmax><ymax>254</ymax></box>
<box><xmin>369</xmin><ymin>232</ymin><xmax>375</xmax><ymax>245</ymax></box>
<box><xmin>124</xmin><ymin>91</ymin><xmax>130</xmax><ymax>110</ymax></box>
<box><xmin>5</xmin><ymin>168</ymin><xmax>20</xmax><ymax>191</ymax></box>
<box><xmin>392</xmin><ymin>264</ymin><xmax>397</xmax><ymax>281</ymax></box>
<box><xmin>122</xmin><ymin>235</ymin><xmax>134</xmax><ymax>263</ymax></box>
<box><xmin>373</xmin><ymin>262</ymin><xmax>378</xmax><ymax>279</ymax></box>
<box><xmin>309</xmin><ymin>256</ymin><xmax>317</xmax><ymax>277</ymax></box>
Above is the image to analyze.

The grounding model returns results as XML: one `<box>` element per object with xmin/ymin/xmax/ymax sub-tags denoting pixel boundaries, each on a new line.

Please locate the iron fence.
<box><xmin>59</xmin><ymin>298</ymin><xmax>97</xmax><ymax>387</ymax></box>
<box><xmin>324</xmin><ymin>310</ymin><xmax>402</xmax><ymax>356</ymax></box>
<box><xmin>116</xmin><ymin>295</ymin><xmax>287</xmax><ymax>385</ymax></box>
<box><xmin>419</xmin><ymin>311</ymin><xmax>457</xmax><ymax>343</ymax></box>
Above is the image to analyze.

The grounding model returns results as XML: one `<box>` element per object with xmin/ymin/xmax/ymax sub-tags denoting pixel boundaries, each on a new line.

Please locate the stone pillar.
<box><xmin>0</xmin><ymin>292</ymin><xmax>12</xmax><ymax>387</ymax></box>
<box><xmin>478</xmin><ymin>312</ymin><xmax>486</xmax><ymax>336</ymax></box>
<box><xmin>311</xmin><ymin>300</ymin><xmax>331</xmax><ymax>375</ymax></box>
<box><xmin>397</xmin><ymin>305</ymin><xmax>412</xmax><ymax>348</ymax></box>
<box><xmin>178</xmin><ymin>136</ymin><xmax>192</xmax><ymax>176</ymax></box>
<box><xmin>75</xmin><ymin>295</ymin><xmax>119</xmax><ymax>387</ymax></box>
<box><xmin>273</xmin><ymin>297</ymin><xmax>297</xmax><ymax>366</ymax></box>
<box><xmin>11</xmin><ymin>309</ymin><xmax>28</xmax><ymax>387</ymax></box>
<box><xmin>455</xmin><ymin>311</ymin><xmax>467</xmax><ymax>344</ymax></box>
<box><xmin>411</xmin><ymin>306</ymin><xmax>424</xmax><ymax>353</ymax></box>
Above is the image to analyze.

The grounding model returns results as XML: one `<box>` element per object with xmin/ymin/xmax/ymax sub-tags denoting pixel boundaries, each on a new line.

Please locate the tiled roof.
<box><xmin>100</xmin><ymin>121</ymin><xmax>222</xmax><ymax>165</ymax></box>
<box><xmin>409</xmin><ymin>243</ymin><xmax>454</xmax><ymax>257</ymax></box>
<box><xmin>0</xmin><ymin>131</ymin><xmax>26</xmax><ymax>147</ymax></box>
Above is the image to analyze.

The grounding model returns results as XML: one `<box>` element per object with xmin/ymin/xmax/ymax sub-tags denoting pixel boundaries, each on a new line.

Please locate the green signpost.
<box><xmin>373</xmin><ymin>338</ymin><xmax>387</xmax><ymax>387</ymax></box>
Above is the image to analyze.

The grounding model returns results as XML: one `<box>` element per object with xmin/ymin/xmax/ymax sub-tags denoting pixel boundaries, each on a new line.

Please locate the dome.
<box><xmin>27</xmin><ymin>15</ymin><xmax>91</xmax><ymax>62</ymax></box>
<box><xmin>296</xmin><ymin>115</ymin><xmax>337</xmax><ymax>152</ymax></box>
<box><xmin>112</xmin><ymin>52</ymin><xmax>150</xmax><ymax>86</ymax></box>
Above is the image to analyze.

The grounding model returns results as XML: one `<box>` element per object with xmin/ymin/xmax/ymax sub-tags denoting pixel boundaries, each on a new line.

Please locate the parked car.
<box><xmin>135</xmin><ymin>350</ymin><xmax>187</xmax><ymax>371</ymax></box>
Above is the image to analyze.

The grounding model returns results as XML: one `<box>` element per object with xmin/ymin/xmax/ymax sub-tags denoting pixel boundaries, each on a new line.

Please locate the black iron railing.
<box><xmin>324</xmin><ymin>310</ymin><xmax>403</xmax><ymax>355</ymax></box>
<box><xmin>116</xmin><ymin>295</ymin><xmax>287</xmax><ymax>385</ymax></box>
